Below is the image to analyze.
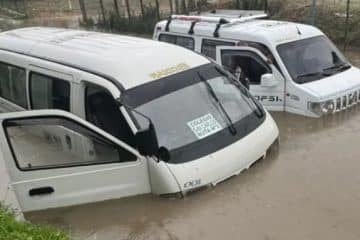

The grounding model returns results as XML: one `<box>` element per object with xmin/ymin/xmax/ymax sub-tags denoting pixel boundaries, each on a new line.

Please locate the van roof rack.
<box><xmin>165</xmin><ymin>9</ymin><xmax>268</xmax><ymax>38</ymax></box>
<box><xmin>193</xmin><ymin>9</ymin><xmax>268</xmax><ymax>19</ymax></box>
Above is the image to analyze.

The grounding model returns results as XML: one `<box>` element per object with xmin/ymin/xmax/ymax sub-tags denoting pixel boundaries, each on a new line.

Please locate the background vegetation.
<box><xmin>270</xmin><ymin>0</ymin><xmax>360</xmax><ymax>47</ymax></box>
<box><xmin>0</xmin><ymin>206</ymin><xmax>69</xmax><ymax>240</ymax></box>
<box><xmin>77</xmin><ymin>0</ymin><xmax>359</xmax><ymax>47</ymax></box>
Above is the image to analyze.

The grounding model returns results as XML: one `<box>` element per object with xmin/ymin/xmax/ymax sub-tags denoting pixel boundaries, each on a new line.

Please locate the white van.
<box><xmin>154</xmin><ymin>10</ymin><xmax>360</xmax><ymax>117</ymax></box>
<box><xmin>0</xmin><ymin>27</ymin><xmax>279</xmax><ymax>214</ymax></box>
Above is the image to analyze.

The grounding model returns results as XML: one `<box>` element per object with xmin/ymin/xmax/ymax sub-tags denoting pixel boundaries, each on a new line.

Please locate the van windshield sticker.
<box><xmin>149</xmin><ymin>63</ymin><xmax>190</xmax><ymax>80</ymax></box>
<box><xmin>187</xmin><ymin>114</ymin><xmax>223</xmax><ymax>140</ymax></box>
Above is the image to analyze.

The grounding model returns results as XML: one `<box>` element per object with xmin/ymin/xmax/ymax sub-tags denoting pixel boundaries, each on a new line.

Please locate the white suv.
<box><xmin>154</xmin><ymin>10</ymin><xmax>360</xmax><ymax>117</ymax></box>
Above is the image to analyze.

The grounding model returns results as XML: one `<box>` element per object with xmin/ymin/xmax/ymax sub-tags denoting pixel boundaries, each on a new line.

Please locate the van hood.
<box><xmin>165</xmin><ymin>114</ymin><xmax>279</xmax><ymax>192</ymax></box>
<box><xmin>301</xmin><ymin>66</ymin><xmax>360</xmax><ymax>100</ymax></box>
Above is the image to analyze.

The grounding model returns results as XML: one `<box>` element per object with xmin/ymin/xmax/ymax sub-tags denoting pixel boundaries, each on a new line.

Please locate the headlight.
<box><xmin>308</xmin><ymin>100</ymin><xmax>335</xmax><ymax>116</ymax></box>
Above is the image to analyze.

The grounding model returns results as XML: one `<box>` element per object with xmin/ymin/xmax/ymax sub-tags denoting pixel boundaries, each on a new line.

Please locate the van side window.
<box><xmin>85</xmin><ymin>84</ymin><xmax>135</xmax><ymax>147</ymax></box>
<box><xmin>221</xmin><ymin>50</ymin><xmax>271</xmax><ymax>85</ymax></box>
<box><xmin>4</xmin><ymin>117</ymin><xmax>136</xmax><ymax>171</ymax></box>
<box><xmin>238</xmin><ymin>41</ymin><xmax>281</xmax><ymax>71</ymax></box>
<box><xmin>159</xmin><ymin>34</ymin><xmax>195</xmax><ymax>50</ymax></box>
<box><xmin>0</xmin><ymin>62</ymin><xmax>27</xmax><ymax>108</ymax></box>
<box><xmin>201</xmin><ymin>39</ymin><xmax>235</xmax><ymax>60</ymax></box>
<box><xmin>30</xmin><ymin>72</ymin><xmax>70</xmax><ymax>111</ymax></box>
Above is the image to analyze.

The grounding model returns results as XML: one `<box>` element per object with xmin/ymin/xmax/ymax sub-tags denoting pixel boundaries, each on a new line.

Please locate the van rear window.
<box><xmin>159</xmin><ymin>34</ymin><xmax>195</xmax><ymax>50</ymax></box>
<box><xmin>0</xmin><ymin>62</ymin><xmax>27</xmax><ymax>108</ymax></box>
<box><xmin>30</xmin><ymin>72</ymin><xmax>70</xmax><ymax>111</ymax></box>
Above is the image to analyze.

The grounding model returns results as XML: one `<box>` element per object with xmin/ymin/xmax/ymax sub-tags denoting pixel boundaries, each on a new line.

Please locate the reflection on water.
<box><xmin>274</xmin><ymin>105</ymin><xmax>360</xmax><ymax>139</ymax></box>
<box><xmin>25</xmin><ymin>108</ymin><xmax>360</xmax><ymax>240</ymax></box>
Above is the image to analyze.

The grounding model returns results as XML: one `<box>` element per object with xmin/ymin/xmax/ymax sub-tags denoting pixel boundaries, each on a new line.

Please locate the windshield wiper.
<box><xmin>323</xmin><ymin>63</ymin><xmax>351</xmax><ymax>73</ymax></box>
<box><xmin>297</xmin><ymin>63</ymin><xmax>351</xmax><ymax>83</ymax></box>
<box><xmin>214</xmin><ymin>66</ymin><xmax>264</xmax><ymax>118</ymax></box>
<box><xmin>295</xmin><ymin>72</ymin><xmax>324</xmax><ymax>83</ymax></box>
<box><xmin>197</xmin><ymin>72</ymin><xmax>237</xmax><ymax>135</ymax></box>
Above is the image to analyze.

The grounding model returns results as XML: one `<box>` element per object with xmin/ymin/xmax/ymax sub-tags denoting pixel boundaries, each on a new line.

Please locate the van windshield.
<box><xmin>277</xmin><ymin>36</ymin><xmax>350</xmax><ymax>84</ymax></box>
<box><xmin>122</xmin><ymin>63</ymin><xmax>265</xmax><ymax>164</ymax></box>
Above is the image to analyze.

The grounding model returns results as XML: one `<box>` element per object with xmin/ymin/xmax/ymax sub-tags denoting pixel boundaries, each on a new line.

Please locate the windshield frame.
<box><xmin>121</xmin><ymin>63</ymin><xmax>266</xmax><ymax>164</ymax></box>
<box><xmin>276</xmin><ymin>35</ymin><xmax>350</xmax><ymax>84</ymax></box>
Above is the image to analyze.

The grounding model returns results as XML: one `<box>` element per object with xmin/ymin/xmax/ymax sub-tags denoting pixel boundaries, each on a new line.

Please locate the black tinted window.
<box><xmin>30</xmin><ymin>72</ymin><xmax>70</xmax><ymax>111</ymax></box>
<box><xmin>201</xmin><ymin>39</ymin><xmax>235</xmax><ymax>60</ymax></box>
<box><xmin>0</xmin><ymin>62</ymin><xmax>27</xmax><ymax>108</ymax></box>
<box><xmin>277</xmin><ymin>36</ymin><xmax>348</xmax><ymax>84</ymax></box>
<box><xmin>85</xmin><ymin>84</ymin><xmax>136</xmax><ymax>147</ymax></box>
<box><xmin>159</xmin><ymin>34</ymin><xmax>195</xmax><ymax>50</ymax></box>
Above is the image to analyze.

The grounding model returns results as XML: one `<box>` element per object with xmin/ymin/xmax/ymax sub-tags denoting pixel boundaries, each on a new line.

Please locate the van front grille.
<box><xmin>334</xmin><ymin>90</ymin><xmax>360</xmax><ymax>113</ymax></box>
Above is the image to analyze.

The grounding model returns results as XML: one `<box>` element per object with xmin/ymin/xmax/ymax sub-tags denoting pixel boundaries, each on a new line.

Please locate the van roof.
<box><xmin>0</xmin><ymin>27</ymin><xmax>209</xmax><ymax>90</ymax></box>
<box><xmin>157</xmin><ymin>19</ymin><xmax>324</xmax><ymax>46</ymax></box>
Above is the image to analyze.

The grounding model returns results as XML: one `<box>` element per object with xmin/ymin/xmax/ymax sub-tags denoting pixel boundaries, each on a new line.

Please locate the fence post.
<box><xmin>310</xmin><ymin>0</ymin><xmax>317</xmax><ymax>25</ymax></box>
<box><xmin>169</xmin><ymin>0</ymin><xmax>173</xmax><ymax>14</ymax></box>
<box><xmin>175</xmin><ymin>0</ymin><xmax>179</xmax><ymax>14</ymax></box>
<box><xmin>68</xmin><ymin>0</ymin><xmax>73</xmax><ymax>11</ymax></box>
<box><xmin>344</xmin><ymin>0</ymin><xmax>351</xmax><ymax>51</ymax></box>
<box><xmin>113</xmin><ymin>0</ymin><xmax>120</xmax><ymax>16</ymax></box>
<box><xmin>14</xmin><ymin>0</ymin><xmax>19</xmax><ymax>11</ymax></box>
<box><xmin>236</xmin><ymin>0</ymin><xmax>240</xmax><ymax>9</ymax></box>
<box><xmin>23</xmin><ymin>0</ymin><xmax>28</xmax><ymax>17</ymax></box>
<box><xmin>124</xmin><ymin>0</ymin><xmax>131</xmax><ymax>20</ymax></box>
<box><xmin>155</xmin><ymin>0</ymin><xmax>161</xmax><ymax>20</ymax></box>
<box><xmin>78</xmin><ymin>0</ymin><xmax>88</xmax><ymax>22</ymax></box>
<box><xmin>188</xmin><ymin>0</ymin><xmax>196</xmax><ymax>12</ymax></box>
<box><xmin>180</xmin><ymin>0</ymin><xmax>187</xmax><ymax>14</ymax></box>
<box><xmin>139</xmin><ymin>0</ymin><xmax>145</xmax><ymax>19</ymax></box>
<box><xmin>264</xmin><ymin>0</ymin><xmax>268</xmax><ymax>12</ymax></box>
<box><xmin>243</xmin><ymin>0</ymin><xmax>250</xmax><ymax>10</ymax></box>
<box><xmin>99</xmin><ymin>0</ymin><xmax>106</xmax><ymax>23</ymax></box>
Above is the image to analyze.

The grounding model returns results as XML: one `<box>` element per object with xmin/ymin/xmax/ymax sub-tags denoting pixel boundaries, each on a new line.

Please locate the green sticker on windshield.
<box><xmin>187</xmin><ymin>114</ymin><xmax>223</xmax><ymax>139</ymax></box>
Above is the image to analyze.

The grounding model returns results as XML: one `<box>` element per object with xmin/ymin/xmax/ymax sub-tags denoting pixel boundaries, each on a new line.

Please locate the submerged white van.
<box><xmin>0</xmin><ymin>27</ymin><xmax>279</xmax><ymax>213</ymax></box>
<box><xmin>154</xmin><ymin>10</ymin><xmax>360</xmax><ymax>117</ymax></box>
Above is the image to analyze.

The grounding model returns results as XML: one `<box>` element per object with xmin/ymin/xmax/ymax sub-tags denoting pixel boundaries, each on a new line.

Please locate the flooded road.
<box><xmin>0</xmin><ymin>18</ymin><xmax>359</xmax><ymax>239</ymax></box>
<box><xmin>23</xmin><ymin>108</ymin><xmax>360</xmax><ymax>240</ymax></box>
<box><xmin>24</xmin><ymin>52</ymin><xmax>360</xmax><ymax>240</ymax></box>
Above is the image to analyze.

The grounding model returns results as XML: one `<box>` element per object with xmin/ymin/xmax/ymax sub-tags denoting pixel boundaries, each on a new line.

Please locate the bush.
<box><xmin>0</xmin><ymin>206</ymin><xmax>69</xmax><ymax>240</ymax></box>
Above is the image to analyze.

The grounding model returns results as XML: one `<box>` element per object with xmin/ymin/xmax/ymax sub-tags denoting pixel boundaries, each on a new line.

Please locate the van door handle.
<box><xmin>29</xmin><ymin>187</ymin><xmax>54</xmax><ymax>196</ymax></box>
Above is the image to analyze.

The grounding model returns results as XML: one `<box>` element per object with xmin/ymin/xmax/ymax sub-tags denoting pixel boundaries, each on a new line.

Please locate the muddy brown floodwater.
<box><xmin>23</xmin><ymin>53</ymin><xmax>360</xmax><ymax>240</ymax></box>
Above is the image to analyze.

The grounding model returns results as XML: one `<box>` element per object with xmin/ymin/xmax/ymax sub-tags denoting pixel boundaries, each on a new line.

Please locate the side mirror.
<box><xmin>135</xmin><ymin>123</ymin><xmax>171</xmax><ymax>162</ymax></box>
<box><xmin>135</xmin><ymin>123</ymin><xmax>159</xmax><ymax>157</ymax></box>
<box><xmin>261</xmin><ymin>73</ymin><xmax>279</xmax><ymax>88</ymax></box>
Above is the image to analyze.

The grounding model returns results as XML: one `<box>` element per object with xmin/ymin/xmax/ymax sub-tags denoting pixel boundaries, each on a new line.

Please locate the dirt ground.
<box><xmin>22</xmin><ymin>53</ymin><xmax>360</xmax><ymax>240</ymax></box>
